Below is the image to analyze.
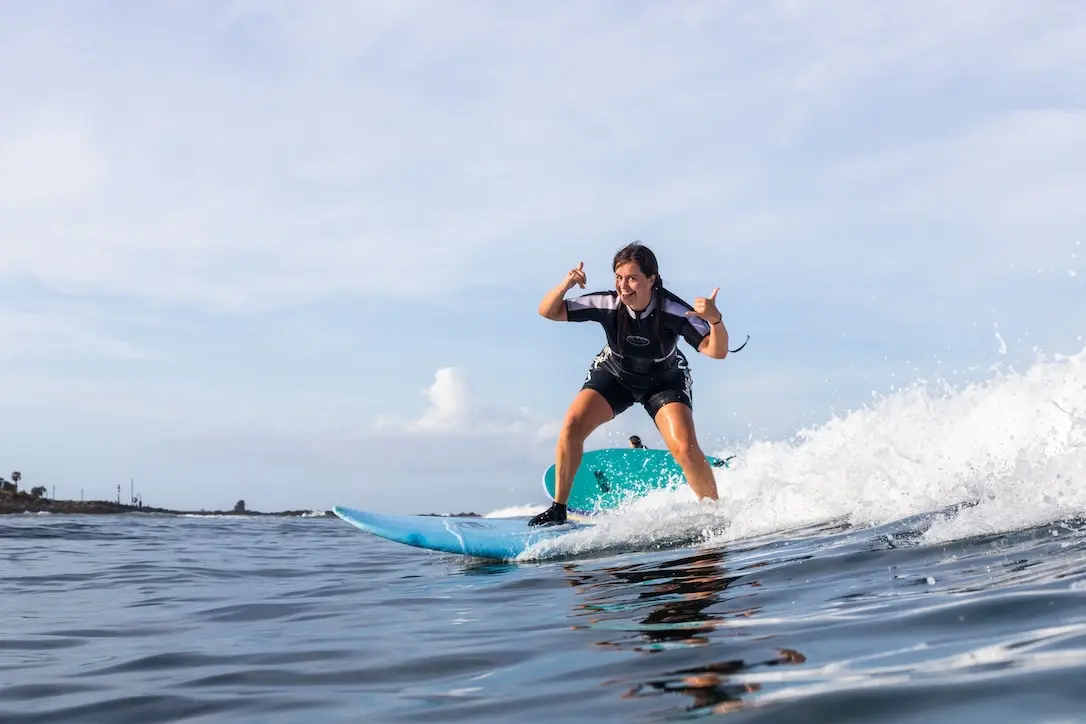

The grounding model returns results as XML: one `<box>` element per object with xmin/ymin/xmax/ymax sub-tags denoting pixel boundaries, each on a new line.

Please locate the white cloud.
<box><xmin>410</xmin><ymin>368</ymin><xmax>473</xmax><ymax>430</ymax></box>
<box><xmin>376</xmin><ymin>366</ymin><xmax>555</xmax><ymax>440</ymax></box>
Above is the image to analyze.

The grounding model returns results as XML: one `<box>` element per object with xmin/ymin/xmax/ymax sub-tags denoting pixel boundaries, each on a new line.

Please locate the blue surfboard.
<box><xmin>542</xmin><ymin>447</ymin><xmax>733</xmax><ymax>515</ymax></box>
<box><xmin>332</xmin><ymin>506</ymin><xmax>593</xmax><ymax>560</ymax></box>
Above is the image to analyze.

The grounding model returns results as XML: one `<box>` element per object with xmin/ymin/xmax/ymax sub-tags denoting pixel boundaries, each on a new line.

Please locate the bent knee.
<box><xmin>560</xmin><ymin>411</ymin><xmax>599</xmax><ymax>442</ymax></box>
<box><xmin>668</xmin><ymin>437</ymin><xmax>703</xmax><ymax>465</ymax></box>
<box><xmin>559</xmin><ymin>391</ymin><xmax>612</xmax><ymax>442</ymax></box>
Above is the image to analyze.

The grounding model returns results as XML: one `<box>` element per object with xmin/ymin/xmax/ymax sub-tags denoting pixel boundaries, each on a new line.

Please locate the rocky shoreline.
<box><xmin>0</xmin><ymin>495</ymin><xmax>483</xmax><ymax>518</ymax></box>
<box><xmin>0</xmin><ymin>496</ymin><xmax>331</xmax><ymax>517</ymax></box>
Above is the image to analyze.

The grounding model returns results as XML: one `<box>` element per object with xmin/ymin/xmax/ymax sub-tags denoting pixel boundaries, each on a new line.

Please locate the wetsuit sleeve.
<box><xmin>661</xmin><ymin>292</ymin><xmax>712</xmax><ymax>349</ymax></box>
<box><xmin>679</xmin><ymin>314</ymin><xmax>712</xmax><ymax>350</ymax></box>
<box><xmin>564</xmin><ymin>292</ymin><xmax>614</xmax><ymax>323</ymax></box>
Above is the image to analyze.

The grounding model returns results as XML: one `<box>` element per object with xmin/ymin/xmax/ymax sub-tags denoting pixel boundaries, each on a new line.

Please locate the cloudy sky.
<box><xmin>1</xmin><ymin>0</ymin><xmax>1083</xmax><ymax>514</ymax></box>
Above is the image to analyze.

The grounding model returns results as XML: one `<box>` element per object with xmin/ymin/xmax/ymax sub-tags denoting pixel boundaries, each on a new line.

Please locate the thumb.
<box><xmin>577</xmin><ymin>261</ymin><xmax>584</xmax><ymax>271</ymax></box>
<box><xmin>709</xmin><ymin>287</ymin><xmax>719</xmax><ymax>300</ymax></box>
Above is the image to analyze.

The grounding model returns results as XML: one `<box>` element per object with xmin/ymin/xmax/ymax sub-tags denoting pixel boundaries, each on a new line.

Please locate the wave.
<box><xmin>499</xmin><ymin>345</ymin><xmax>1086</xmax><ymax>559</ymax></box>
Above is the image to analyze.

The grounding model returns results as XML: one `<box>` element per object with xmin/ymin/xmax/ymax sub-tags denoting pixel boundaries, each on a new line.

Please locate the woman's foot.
<box><xmin>528</xmin><ymin>502</ymin><xmax>567</xmax><ymax>527</ymax></box>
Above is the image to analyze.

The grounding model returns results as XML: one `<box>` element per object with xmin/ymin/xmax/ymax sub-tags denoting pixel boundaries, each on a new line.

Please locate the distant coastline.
<box><xmin>0</xmin><ymin>493</ymin><xmax>481</xmax><ymax>518</ymax></box>
<box><xmin>0</xmin><ymin>493</ymin><xmax>331</xmax><ymax>517</ymax></box>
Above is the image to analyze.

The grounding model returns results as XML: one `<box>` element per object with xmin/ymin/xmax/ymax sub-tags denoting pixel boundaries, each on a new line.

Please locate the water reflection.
<box><xmin>622</xmin><ymin>647</ymin><xmax>807</xmax><ymax>714</ymax></box>
<box><xmin>565</xmin><ymin>549</ymin><xmax>753</xmax><ymax>652</ymax></box>
<box><xmin>565</xmin><ymin>547</ymin><xmax>807</xmax><ymax>715</ymax></box>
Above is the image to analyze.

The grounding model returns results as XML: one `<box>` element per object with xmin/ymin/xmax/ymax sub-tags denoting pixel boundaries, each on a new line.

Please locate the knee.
<box><xmin>668</xmin><ymin>436</ymin><xmax>702</xmax><ymax>466</ymax></box>
<box><xmin>559</xmin><ymin>411</ymin><xmax>594</xmax><ymax>444</ymax></box>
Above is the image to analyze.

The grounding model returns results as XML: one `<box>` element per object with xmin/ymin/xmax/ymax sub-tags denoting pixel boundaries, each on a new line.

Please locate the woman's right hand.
<box><xmin>564</xmin><ymin>262</ymin><xmax>586</xmax><ymax>291</ymax></box>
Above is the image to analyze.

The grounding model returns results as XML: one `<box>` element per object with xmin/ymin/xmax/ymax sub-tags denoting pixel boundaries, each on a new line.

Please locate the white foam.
<box><xmin>714</xmin><ymin>345</ymin><xmax>1086</xmax><ymax>546</ymax></box>
<box><xmin>506</xmin><ymin>345</ymin><xmax>1086</xmax><ymax>558</ymax></box>
<box><xmin>517</xmin><ymin>496</ymin><xmax>729</xmax><ymax>561</ymax></box>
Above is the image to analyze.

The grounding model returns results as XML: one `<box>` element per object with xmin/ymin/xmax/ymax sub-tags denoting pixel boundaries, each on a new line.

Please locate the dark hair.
<box><xmin>612</xmin><ymin>242</ymin><xmax>661</xmax><ymax>283</ymax></box>
<box><xmin>629</xmin><ymin>435</ymin><xmax>643</xmax><ymax>448</ymax></box>
<box><xmin>613</xmin><ymin>241</ymin><xmax>665</xmax><ymax>356</ymax></box>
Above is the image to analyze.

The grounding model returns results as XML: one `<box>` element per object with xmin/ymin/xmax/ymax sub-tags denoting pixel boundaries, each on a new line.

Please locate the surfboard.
<box><xmin>542</xmin><ymin>447</ymin><xmax>733</xmax><ymax>515</ymax></box>
<box><xmin>331</xmin><ymin>506</ymin><xmax>593</xmax><ymax>560</ymax></box>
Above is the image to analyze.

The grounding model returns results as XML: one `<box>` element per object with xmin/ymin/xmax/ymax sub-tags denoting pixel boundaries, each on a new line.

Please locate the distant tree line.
<box><xmin>0</xmin><ymin>471</ymin><xmax>47</xmax><ymax>498</ymax></box>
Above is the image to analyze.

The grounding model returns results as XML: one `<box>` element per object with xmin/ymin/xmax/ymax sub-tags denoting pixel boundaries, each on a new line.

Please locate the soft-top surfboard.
<box><xmin>332</xmin><ymin>506</ymin><xmax>593</xmax><ymax>560</ymax></box>
<box><xmin>542</xmin><ymin>447</ymin><xmax>733</xmax><ymax>515</ymax></box>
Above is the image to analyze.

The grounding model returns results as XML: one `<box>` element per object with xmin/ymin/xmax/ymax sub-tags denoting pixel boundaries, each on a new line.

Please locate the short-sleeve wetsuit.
<box><xmin>564</xmin><ymin>288</ymin><xmax>712</xmax><ymax>419</ymax></box>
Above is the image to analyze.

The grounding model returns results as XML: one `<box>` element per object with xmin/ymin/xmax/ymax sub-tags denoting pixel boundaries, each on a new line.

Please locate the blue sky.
<box><xmin>0</xmin><ymin>1</ymin><xmax>1083</xmax><ymax>514</ymax></box>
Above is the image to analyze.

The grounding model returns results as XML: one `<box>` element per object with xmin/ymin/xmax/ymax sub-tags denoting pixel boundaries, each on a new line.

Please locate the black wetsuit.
<box><xmin>565</xmin><ymin>288</ymin><xmax>712</xmax><ymax>418</ymax></box>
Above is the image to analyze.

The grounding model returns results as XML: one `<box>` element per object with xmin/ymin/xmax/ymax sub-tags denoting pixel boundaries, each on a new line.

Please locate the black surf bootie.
<box><xmin>528</xmin><ymin>502</ymin><xmax>567</xmax><ymax>527</ymax></box>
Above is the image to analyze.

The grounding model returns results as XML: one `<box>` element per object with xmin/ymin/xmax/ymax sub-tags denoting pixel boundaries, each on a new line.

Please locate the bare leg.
<box><xmin>652</xmin><ymin>401</ymin><xmax>718</xmax><ymax>500</ymax></box>
<box><xmin>552</xmin><ymin>388</ymin><xmax>615</xmax><ymax>505</ymax></box>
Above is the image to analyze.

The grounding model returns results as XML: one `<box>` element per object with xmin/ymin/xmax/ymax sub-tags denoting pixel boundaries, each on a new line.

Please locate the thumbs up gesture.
<box><xmin>686</xmin><ymin>287</ymin><xmax>721</xmax><ymax>324</ymax></box>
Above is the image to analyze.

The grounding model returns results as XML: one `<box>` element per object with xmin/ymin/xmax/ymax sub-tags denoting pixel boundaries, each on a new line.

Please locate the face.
<box><xmin>614</xmin><ymin>260</ymin><xmax>656</xmax><ymax>310</ymax></box>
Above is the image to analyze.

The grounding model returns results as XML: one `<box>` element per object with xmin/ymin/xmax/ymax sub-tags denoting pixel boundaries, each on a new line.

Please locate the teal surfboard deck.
<box><xmin>332</xmin><ymin>506</ymin><xmax>593</xmax><ymax>560</ymax></box>
<box><xmin>542</xmin><ymin>447</ymin><xmax>732</xmax><ymax>515</ymax></box>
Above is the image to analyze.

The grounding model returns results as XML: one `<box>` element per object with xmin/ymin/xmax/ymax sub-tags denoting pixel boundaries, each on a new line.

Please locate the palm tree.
<box><xmin>12</xmin><ymin>471</ymin><xmax>21</xmax><ymax>486</ymax></box>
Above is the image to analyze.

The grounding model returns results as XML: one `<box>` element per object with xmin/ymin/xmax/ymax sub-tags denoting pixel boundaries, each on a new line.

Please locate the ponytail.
<box><xmin>615</xmin><ymin>296</ymin><xmax>627</xmax><ymax>356</ymax></box>
<box><xmin>653</xmin><ymin>276</ymin><xmax>664</xmax><ymax>356</ymax></box>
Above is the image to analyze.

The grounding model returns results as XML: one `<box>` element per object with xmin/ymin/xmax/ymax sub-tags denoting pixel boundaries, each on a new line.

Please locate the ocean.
<box><xmin>2</xmin><ymin>349</ymin><xmax>1086</xmax><ymax>722</ymax></box>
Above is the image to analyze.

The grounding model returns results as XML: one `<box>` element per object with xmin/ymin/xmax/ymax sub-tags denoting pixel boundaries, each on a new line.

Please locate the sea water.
<box><xmin>2</xmin><ymin>348</ymin><xmax>1086</xmax><ymax>722</ymax></box>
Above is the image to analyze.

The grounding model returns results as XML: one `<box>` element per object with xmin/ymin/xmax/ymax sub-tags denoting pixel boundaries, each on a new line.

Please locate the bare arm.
<box><xmin>538</xmin><ymin>280</ymin><xmax>572</xmax><ymax>320</ymax></box>
<box><xmin>539</xmin><ymin>262</ymin><xmax>585</xmax><ymax>321</ymax></box>
<box><xmin>698</xmin><ymin>317</ymin><xmax>730</xmax><ymax>359</ymax></box>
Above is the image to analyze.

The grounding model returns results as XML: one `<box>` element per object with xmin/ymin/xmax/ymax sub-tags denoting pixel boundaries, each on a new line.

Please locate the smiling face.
<box><xmin>614</xmin><ymin>260</ymin><xmax>656</xmax><ymax>311</ymax></box>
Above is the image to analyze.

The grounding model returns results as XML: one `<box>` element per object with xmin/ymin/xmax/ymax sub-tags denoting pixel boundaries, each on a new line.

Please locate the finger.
<box><xmin>709</xmin><ymin>287</ymin><xmax>719</xmax><ymax>300</ymax></box>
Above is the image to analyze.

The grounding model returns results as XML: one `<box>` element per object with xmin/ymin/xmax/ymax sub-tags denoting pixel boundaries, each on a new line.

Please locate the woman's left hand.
<box><xmin>686</xmin><ymin>287</ymin><xmax>721</xmax><ymax>324</ymax></box>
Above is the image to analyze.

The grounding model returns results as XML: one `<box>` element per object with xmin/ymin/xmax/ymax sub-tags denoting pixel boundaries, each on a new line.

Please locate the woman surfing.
<box><xmin>529</xmin><ymin>242</ymin><xmax>743</xmax><ymax>527</ymax></box>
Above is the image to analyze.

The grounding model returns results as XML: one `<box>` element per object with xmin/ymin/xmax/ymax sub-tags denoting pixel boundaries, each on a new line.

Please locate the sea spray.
<box><xmin>707</xmin><ymin>346</ymin><xmax>1086</xmax><ymax>546</ymax></box>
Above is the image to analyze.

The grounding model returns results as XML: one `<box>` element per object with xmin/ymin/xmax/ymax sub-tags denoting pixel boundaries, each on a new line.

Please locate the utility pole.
<box><xmin>116</xmin><ymin>484</ymin><xmax>120</xmax><ymax>504</ymax></box>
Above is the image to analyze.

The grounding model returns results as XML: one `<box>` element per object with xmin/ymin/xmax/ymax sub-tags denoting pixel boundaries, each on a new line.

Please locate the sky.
<box><xmin>0</xmin><ymin>0</ymin><xmax>1083</xmax><ymax>514</ymax></box>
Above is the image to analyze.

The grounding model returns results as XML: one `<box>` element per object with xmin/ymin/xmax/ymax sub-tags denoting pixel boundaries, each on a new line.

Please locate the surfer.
<box><xmin>629</xmin><ymin>435</ymin><xmax>645</xmax><ymax>449</ymax></box>
<box><xmin>529</xmin><ymin>242</ymin><xmax>745</xmax><ymax>526</ymax></box>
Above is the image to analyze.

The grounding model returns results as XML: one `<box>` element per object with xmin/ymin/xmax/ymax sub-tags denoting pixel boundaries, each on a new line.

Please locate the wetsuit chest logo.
<box><xmin>625</xmin><ymin>335</ymin><xmax>651</xmax><ymax>347</ymax></box>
